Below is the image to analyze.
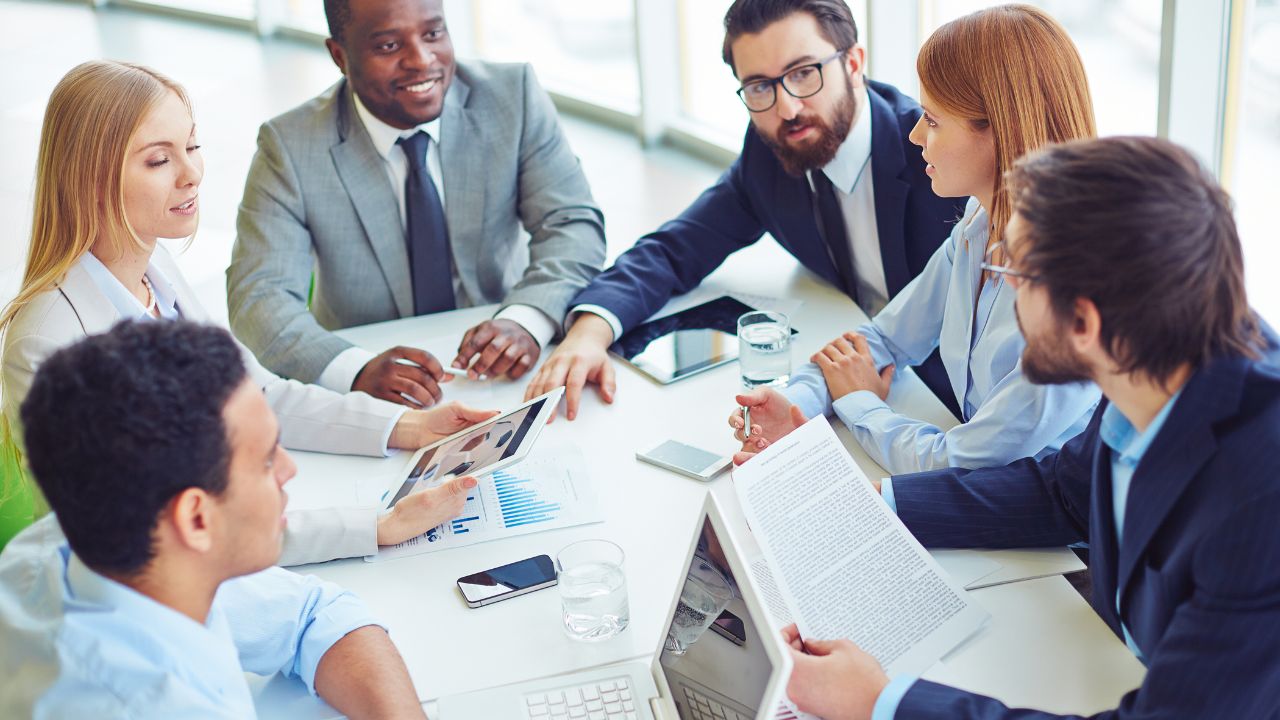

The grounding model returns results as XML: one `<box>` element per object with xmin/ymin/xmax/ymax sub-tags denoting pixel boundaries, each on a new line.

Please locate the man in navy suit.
<box><xmin>782</xmin><ymin>137</ymin><xmax>1280</xmax><ymax>719</ymax></box>
<box><xmin>525</xmin><ymin>0</ymin><xmax>966</xmax><ymax>419</ymax></box>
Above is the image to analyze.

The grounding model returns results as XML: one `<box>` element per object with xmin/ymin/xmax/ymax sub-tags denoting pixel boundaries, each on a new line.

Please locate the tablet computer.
<box><xmin>382</xmin><ymin>387</ymin><xmax>564</xmax><ymax>510</ymax></box>
<box><xmin>610</xmin><ymin>296</ymin><xmax>796</xmax><ymax>385</ymax></box>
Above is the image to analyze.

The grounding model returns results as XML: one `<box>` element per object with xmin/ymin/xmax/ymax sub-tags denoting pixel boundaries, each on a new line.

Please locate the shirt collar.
<box><xmin>818</xmin><ymin>88</ymin><xmax>874</xmax><ymax>193</ymax></box>
<box><xmin>65</xmin><ymin>551</ymin><xmax>228</xmax><ymax>644</ymax></box>
<box><xmin>78</xmin><ymin>251</ymin><xmax>178</xmax><ymax>320</ymax></box>
<box><xmin>1100</xmin><ymin>390</ymin><xmax>1184</xmax><ymax>466</ymax></box>
<box><xmin>353</xmin><ymin>92</ymin><xmax>443</xmax><ymax>163</ymax></box>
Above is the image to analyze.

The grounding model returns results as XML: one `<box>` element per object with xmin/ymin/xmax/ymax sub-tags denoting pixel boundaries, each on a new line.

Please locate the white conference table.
<box><xmin>252</xmin><ymin>244</ymin><xmax>1145</xmax><ymax>718</ymax></box>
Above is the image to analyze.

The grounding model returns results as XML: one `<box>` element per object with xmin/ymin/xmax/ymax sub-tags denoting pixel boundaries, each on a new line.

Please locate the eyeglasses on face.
<box><xmin>980</xmin><ymin>241</ymin><xmax>1039</xmax><ymax>286</ymax></box>
<box><xmin>736</xmin><ymin>50</ymin><xmax>848</xmax><ymax>113</ymax></box>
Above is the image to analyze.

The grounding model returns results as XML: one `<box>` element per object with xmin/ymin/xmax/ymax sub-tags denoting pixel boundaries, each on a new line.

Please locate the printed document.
<box><xmin>733</xmin><ymin>417</ymin><xmax>989</xmax><ymax>677</ymax></box>
<box><xmin>368</xmin><ymin>445</ymin><xmax>602</xmax><ymax>561</ymax></box>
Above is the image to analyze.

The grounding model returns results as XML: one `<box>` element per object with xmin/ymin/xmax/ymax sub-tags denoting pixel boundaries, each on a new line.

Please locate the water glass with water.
<box><xmin>557</xmin><ymin>539</ymin><xmax>630</xmax><ymax>642</ymax></box>
<box><xmin>664</xmin><ymin>554</ymin><xmax>734</xmax><ymax>655</ymax></box>
<box><xmin>738</xmin><ymin>310</ymin><xmax>792</xmax><ymax>388</ymax></box>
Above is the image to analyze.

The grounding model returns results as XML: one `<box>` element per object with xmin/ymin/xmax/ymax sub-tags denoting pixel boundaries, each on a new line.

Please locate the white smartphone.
<box><xmin>636</xmin><ymin>439</ymin><xmax>732</xmax><ymax>482</ymax></box>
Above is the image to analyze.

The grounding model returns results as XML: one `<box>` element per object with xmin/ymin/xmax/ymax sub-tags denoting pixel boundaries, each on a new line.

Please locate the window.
<box><xmin>677</xmin><ymin>0</ymin><xmax>868</xmax><ymax>146</ymax></box>
<box><xmin>920</xmin><ymin>0</ymin><xmax>1163</xmax><ymax>136</ymax></box>
<box><xmin>470</xmin><ymin>0</ymin><xmax>639</xmax><ymax>114</ymax></box>
<box><xmin>1231</xmin><ymin>0</ymin><xmax>1280</xmax><ymax>324</ymax></box>
<box><xmin>280</xmin><ymin>0</ymin><xmax>328</xmax><ymax>35</ymax></box>
<box><xmin>123</xmin><ymin>0</ymin><xmax>256</xmax><ymax>22</ymax></box>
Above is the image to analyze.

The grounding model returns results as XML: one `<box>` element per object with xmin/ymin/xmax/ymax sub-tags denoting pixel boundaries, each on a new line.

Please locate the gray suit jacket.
<box><xmin>227</xmin><ymin>61</ymin><xmax>606</xmax><ymax>383</ymax></box>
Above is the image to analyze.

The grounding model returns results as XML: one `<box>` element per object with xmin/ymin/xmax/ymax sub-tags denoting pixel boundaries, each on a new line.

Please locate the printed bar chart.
<box><xmin>371</xmin><ymin>447</ymin><xmax>601</xmax><ymax>561</ymax></box>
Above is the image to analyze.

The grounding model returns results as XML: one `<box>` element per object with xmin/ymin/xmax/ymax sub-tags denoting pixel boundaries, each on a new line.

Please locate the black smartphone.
<box><xmin>710</xmin><ymin>609</ymin><xmax>747</xmax><ymax>646</ymax></box>
<box><xmin>457</xmin><ymin>555</ymin><xmax>557</xmax><ymax>608</ymax></box>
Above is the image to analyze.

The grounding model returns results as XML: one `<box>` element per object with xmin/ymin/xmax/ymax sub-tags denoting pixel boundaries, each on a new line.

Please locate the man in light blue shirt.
<box><xmin>0</xmin><ymin>321</ymin><xmax>426</xmax><ymax>719</ymax></box>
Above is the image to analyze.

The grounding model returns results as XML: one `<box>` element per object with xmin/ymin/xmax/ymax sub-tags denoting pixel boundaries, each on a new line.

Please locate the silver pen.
<box><xmin>742</xmin><ymin>405</ymin><xmax>751</xmax><ymax>440</ymax></box>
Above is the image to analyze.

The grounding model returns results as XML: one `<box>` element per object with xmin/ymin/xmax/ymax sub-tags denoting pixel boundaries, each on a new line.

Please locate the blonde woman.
<box><xmin>733</xmin><ymin>4</ymin><xmax>1102</xmax><ymax>474</ymax></box>
<box><xmin>0</xmin><ymin>60</ymin><xmax>494</xmax><ymax>564</ymax></box>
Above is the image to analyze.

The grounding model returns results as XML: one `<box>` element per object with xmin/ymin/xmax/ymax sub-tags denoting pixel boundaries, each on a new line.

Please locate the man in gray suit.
<box><xmin>227</xmin><ymin>0</ymin><xmax>606</xmax><ymax>408</ymax></box>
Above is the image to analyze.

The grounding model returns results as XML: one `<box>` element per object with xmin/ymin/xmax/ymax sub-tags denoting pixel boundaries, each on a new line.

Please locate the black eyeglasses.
<box><xmin>736</xmin><ymin>50</ymin><xmax>847</xmax><ymax>113</ymax></box>
<box><xmin>980</xmin><ymin>241</ymin><xmax>1038</xmax><ymax>286</ymax></box>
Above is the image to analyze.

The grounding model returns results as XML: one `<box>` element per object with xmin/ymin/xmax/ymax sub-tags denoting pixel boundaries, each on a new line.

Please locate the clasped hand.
<box><xmin>813</xmin><ymin>332</ymin><xmax>894</xmax><ymax>402</ymax></box>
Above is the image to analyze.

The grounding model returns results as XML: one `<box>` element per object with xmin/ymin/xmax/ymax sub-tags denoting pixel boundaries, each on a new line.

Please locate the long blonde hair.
<box><xmin>917</xmin><ymin>4</ymin><xmax>1096</xmax><ymax>249</ymax></box>
<box><xmin>0</xmin><ymin>60</ymin><xmax>190</xmax><ymax>332</ymax></box>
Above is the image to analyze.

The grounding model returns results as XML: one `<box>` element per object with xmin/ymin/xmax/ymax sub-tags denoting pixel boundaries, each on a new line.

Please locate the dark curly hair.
<box><xmin>21</xmin><ymin>321</ymin><xmax>248</xmax><ymax>576</ymax></box>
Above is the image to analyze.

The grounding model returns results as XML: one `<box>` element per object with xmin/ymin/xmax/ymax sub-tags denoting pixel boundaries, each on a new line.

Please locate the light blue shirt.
<box><xmin>0</xmin><ymin>515</ymin><xmax>382</xmax><ymax>718</ymax></box>
<box><xmin>79</xmin><ymin>251</ymin><xmax>181</xmax><ymax>320</ymax></box>
<box><xmin>784</xmin><ymin>199</ymin><xmax>1099</xmax><ymax>474</ymax></box>
<box><xmin>1099</xmin><ymin>391</ymin><xmax>1180</xmax><ymax>663</ymax></box>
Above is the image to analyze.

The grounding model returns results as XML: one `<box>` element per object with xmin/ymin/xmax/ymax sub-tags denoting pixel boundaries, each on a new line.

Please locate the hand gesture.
<box><xmin>453</xmin><ymin>319</ymin><xmax>540</xmax><ymax>380</ymax></box>
<box><xmin>812</xmin><ymin>333</ymin><xmax>895</xmax><ymax>402</ymax></box>
<box><xmin>353</xmin><ymin>346</ymin><xmax>451</xmax><ymax>407</ymax></box>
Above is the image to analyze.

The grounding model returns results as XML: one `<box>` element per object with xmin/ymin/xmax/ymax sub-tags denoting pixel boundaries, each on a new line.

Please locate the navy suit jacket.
<box><xmin>889</xmin><ymin>347</ymin><xmax>1280</xmax><ymax>718</ymax></box>
<box><xmin>572</xmin><ymin>80</ymin><xmax>967</xmax><ymax>415</ymax></box>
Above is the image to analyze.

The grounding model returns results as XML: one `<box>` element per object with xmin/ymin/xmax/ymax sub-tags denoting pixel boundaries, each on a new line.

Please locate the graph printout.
<box><xmin>367</xmin><ymin>446</ymin><xmax>602</xmax><ymax>561</ymax></box>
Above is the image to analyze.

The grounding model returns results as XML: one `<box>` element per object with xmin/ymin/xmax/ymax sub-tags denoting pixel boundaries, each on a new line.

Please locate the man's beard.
<box><xmin>759</xmin><ymin>74</ymin><xmax>856</xmax><ymax>178</ymax></box>
<box><xmin>1018</xmin><ymin>306</ymin><xmax>1093</xmax><ymax>385</ymax></box>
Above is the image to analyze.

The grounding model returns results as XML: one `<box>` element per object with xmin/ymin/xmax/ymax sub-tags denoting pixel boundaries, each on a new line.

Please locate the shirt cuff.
<box><xmin>379</xmin><ymin>407</ymin><xmax>410</xmax><ymax>456</ymax></box>
<box><xmin>570</xmin><ymin>304</ymin><xmax>623</xmax><ymax>343</ymax></box>
<box><xmin>316</xmin><ymin>346</ymin><xmax>377</xmax><ymax>393</ymax></box>
<box><xmin>832</xmin><ymin>390</ymin><xmax>890</xmax><ymax>428</ymax></box>
<box><xmin>871</xmin><ymin>675</ymin><xmax>918</xmax><ymax>720</ymax></box>
<box><xmin>495</xmin><ymin>304</ymin><xmax>558</xmax><ymax>348</ymax></box>
<box><xmin>782</xmin><ymin>381</ymin><xmax>826</xmax><ymax>421</ymax></box>
<box><xmin>880</xmin><ymin>477</ymin><xmax>898</xmax><ymax>513</ymax></box>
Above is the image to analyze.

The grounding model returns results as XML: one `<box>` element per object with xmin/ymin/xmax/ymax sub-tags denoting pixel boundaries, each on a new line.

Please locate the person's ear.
<box><xmin>846</xmin><ymin>45</ymin><xmax>867</xmax><ymax>87</ymax></box>
<box><xmin>167</xmin><ymin>487</ymin><xmax>216</xmax><ymax>555</ymax></box>
<box><xmin>1069</xmin><ymin>297</ymin><xmax>1102</xmax><ymax>357</ymax></box>
<box><xmin>325</xmin><ymin>38</ymin><xmax>349</xmax><ymax>76</ymax></box>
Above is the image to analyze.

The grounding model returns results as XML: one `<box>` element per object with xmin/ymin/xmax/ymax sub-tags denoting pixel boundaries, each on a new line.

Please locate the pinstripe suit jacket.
<box><xmin>888</xmin><ymin>346</ymin><xmax>1280</xmax><ymax>718</ymax></box>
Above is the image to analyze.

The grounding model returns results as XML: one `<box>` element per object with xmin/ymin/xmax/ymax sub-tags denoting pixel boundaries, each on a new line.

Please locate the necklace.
<box><xmin>140</xmin><ymin>274</ymin><xmax>158</xmax><ymax>316</ymax></box>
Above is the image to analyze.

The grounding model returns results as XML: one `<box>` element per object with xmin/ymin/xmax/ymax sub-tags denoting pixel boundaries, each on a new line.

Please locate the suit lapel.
<box><xmin>866</xmin><ymin>88</ymin><xmax>912</xmax><ymax>296</ymax></box>
<box><xmin>438</xmin><ymin>75</ymin><xmax>484</xmax><ymax>304</ymax></box>
<box><xmin>1115</xmin><ymin>358</ymin><xmax>1245</xmax><ymax>596</ymax></box>
<box><xmin>331</xmin><ymin>82</ymin><xmax>414</xmax><ymax>317</ymax></box>
<box><xmin>1087</xmin><ymin>407</ymin><xmax>1123</xmax><ymax>632</ymax></box>
<box><xmin>55</xmin><ymin>263</ymin><xmax>123</xmax><ymax>334</ymax></box>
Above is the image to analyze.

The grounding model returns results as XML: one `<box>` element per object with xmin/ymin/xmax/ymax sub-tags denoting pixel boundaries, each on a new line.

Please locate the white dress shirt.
<box><xmin>573</xmin><ymin>89</ymin><xmax>886</xmax><ymax>341</ymax></box>
<box><xmin>317</xmin><ymin>95</ymin><xmax>557</xmax><ymax>393</ymax></box>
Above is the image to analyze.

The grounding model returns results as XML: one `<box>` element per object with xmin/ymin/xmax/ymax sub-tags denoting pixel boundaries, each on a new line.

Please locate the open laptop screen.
<box><xmin>659</xmin><ymin>517</ymin><xmax>776</xmax><ymax>718</ymax></box>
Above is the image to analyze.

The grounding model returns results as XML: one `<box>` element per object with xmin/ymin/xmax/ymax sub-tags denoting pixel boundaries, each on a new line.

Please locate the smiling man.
<box><xmin>228</xmin><ymin>0</ymin><xmax>605</xmax><ymax>406</ymax></box>
<box><xmin>526</xmin><ymin>0</ymin><xmax>966</xmax><ymax>420</ymax></box>
<box><xmin>0</xmin><ymin>321</ymin><xmax>425</xmax><ymax>718</ymax></box>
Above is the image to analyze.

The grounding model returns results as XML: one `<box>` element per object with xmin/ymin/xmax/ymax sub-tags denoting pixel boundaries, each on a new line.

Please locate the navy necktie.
<box><xmin>811</xmin><ymin>169</ymin><xmax>860</xmax><ymax>307</ymax></box>
<box><xmin>398</xmin><ymin>131</ymin><xmax>456</xmax><ymax>315</ymax></box>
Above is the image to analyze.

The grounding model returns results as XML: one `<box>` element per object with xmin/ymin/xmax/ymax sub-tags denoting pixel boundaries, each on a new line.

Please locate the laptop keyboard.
<box><xmin>524</xmin><ymin>677</ymin><xmax>639</xmax><ymax>719</ymax></box>
<box><xmin>681</xmin><ymin>685</ymin><xmax>750</xmax><ymax>720</ymax></box>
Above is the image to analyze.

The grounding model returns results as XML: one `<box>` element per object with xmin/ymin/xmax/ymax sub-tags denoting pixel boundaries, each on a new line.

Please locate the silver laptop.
<box><xmin>437</xmin><ymin>493</ymin><xmax>793</xmax><ymax>720</ymax></box>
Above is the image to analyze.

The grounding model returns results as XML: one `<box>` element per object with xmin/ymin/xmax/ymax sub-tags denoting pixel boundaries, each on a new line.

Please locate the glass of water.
<box><xmin>557</xmin><ymin>539</ymin><xmax>630</xmax><ymax>642</ymax></box>
<box><xmin>738</xmin><ymin>310</ymin><xmax>792</xmax><ymax>388</ymax></box>
<box><xmin>664</xmin><ymin>554</ymin><xmax>735</xmax><ymax>655</ymax></box>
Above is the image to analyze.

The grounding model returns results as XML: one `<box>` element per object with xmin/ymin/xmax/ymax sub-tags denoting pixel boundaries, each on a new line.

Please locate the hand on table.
<box><xmin>353</xmin><ymin>346</ymin><xmax>452</xmax><ymax>408</ymax></box>
<box><xmin>727</xmin><ymin>388</ymin><xmax>807</xmax><ymax>465</ymax></box>
<box><xmin>376</xmin><ymin>474</ymin><xmax>478</xmax><ymax>546</ymax></box>
<box><xmin>813</xmin><ymin>333</ymin><xmax>895</xmax><ymax>402</ymax></box>
<box><xmin>453</xmin><ymin>319</ymin><xmax>540</xmax><ymax>380</ymax></box>
<box><xmin>389</xmin><ymin>402</ymin><xmax>502</xmax><ymax>450</ymax></box>
<box><xmin>524</xmin><ymin>313</ymin><xmax>616</xmax><ymax>421</ymax></box>
<box><xmin>781</xmin><ymin>623</ymin><xmax>889</xmax><ymax>720</ymax></box>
